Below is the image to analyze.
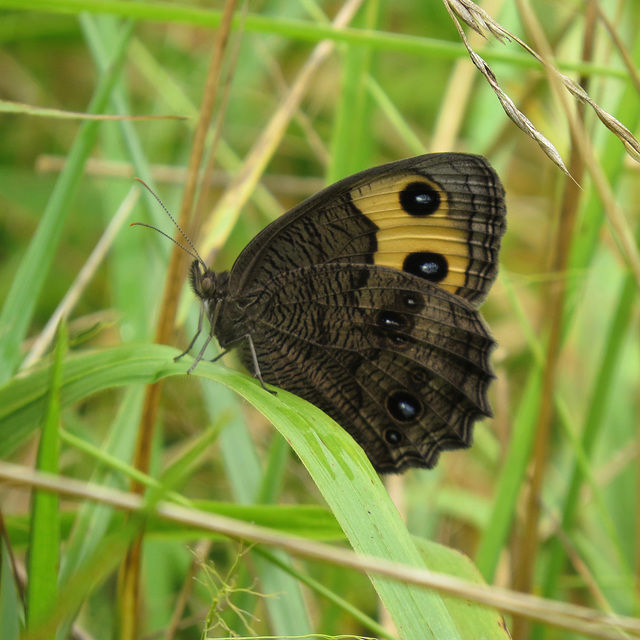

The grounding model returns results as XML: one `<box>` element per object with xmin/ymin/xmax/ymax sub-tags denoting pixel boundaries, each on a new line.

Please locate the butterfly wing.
<box><xmin>214</xmin><ymin>153</ymin><xmax>505</xmax><ymax>472</ymax></box>
<box><xmin>229</xmin><ymin>153</ymin><xmax>506</xmax><ymax>306</ymax></box>
<box><xmin>230</xmin><ymin>264</ymin><xmax>495</xmax><ymax>472</ymax></box>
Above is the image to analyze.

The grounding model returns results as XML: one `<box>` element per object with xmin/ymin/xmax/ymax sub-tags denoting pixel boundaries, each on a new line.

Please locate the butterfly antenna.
<box><xmin>132</xmin><ymin>177</ymin><xmax>207</xmax><ymax>270</ymax></box>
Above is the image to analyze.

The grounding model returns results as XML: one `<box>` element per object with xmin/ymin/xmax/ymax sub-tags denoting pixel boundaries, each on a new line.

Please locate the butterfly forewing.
<box><xmin>229</xmin><ymin>153</ymin><xmax>505</xmax><ymax>306</ymax></box>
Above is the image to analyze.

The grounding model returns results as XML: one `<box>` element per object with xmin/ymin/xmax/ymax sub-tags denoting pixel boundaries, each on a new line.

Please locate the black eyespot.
<box><xmin>403</xmin><ymin>252</ymin><xmax>448</xmax><ymax>282</ymax></box>
<box><xmin>399</xmin><ymin>181</ymin><xmax>440</xmax><ymax>217</ymax></box>
<box><xmin>384</xmin><ymin>429</ymin><xmax>403</xmax><ymax>445</ymax></box>
<box><xmin>411</xmin><ymin>367</ymin><xmax>430</xmax><ymax>386</ymax></box>
<box><xmin>376</xmin><ymin>310</ymin><xmax>406</xmax><ymax>331</ymax></box>
<box><xmin>387</xmin><ymin>390</ymin><xmax>422</xmax><ymax>422</ymax></box>
<box><xmin>376</xmin><ymin>310</ymin><xmax>413</xmax><ymax>349</ymax></box>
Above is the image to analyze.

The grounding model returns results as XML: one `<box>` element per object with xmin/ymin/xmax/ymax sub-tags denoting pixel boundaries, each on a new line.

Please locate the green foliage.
<box><xmin>0</xmin><ymin>1</ymin><xmax>638</xmax><ymax>639</ymax></box>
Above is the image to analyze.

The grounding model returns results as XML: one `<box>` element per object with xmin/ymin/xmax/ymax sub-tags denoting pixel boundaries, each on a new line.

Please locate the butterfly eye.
<box><xmin>403</xmin><ymin>251</ymin><xmax>448</xmax><ymax>283</ymax></box>
<box><xmin>399</xmin><ymin>181</ymin><xmax>440</xmax><ymax>216</ymax></box>
<box><xmin>199</xmin><ymin>275</ymin><xmax>215</xmax><ymax>296</ymax></box>
<box><xmin>386</xmin><ymin>390</ymin><xmax>423</xmax><ymax>422</ymax></box>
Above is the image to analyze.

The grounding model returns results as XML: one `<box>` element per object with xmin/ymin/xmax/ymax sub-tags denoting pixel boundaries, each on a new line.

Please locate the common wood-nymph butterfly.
<box><xmin>177</xmin><ymin>153</ymin><xmax>506</xmax><ymax>473</ymax></box>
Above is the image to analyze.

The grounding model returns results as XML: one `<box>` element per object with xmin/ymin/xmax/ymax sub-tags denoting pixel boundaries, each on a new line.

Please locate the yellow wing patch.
<box><xmin>349</xmin><ymin>173</ymin><xmax>469</xmax><ymax>295</ymax></box>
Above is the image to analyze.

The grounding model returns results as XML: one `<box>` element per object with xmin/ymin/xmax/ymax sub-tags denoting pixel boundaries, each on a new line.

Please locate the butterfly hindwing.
<box><xmin>229</xmin><ymin>264</ymin><xmax>495</xmax><ymax>472</ymax></box>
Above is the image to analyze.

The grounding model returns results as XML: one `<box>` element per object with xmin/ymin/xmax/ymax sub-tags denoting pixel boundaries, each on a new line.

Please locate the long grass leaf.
<box><xmin>25</xmin><ymin>324</ymin><xmax>66</xmax><ymax>634</ymax></box>
<box><xmin>0</xmin><ymin>346</ymin><xmax>509</xmax><ymax>638</ymax></box>
<box><xmin>0</xmin><ymin>21</ymin><xmax>134</xmax><ymax>383</ymax></box>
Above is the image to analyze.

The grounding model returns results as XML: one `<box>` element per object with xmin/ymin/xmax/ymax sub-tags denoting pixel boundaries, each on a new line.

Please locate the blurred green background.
<box><xmin>1</xmin><ymin>1</ymin><xmax>639</xmax><ymax>639</ymax></box>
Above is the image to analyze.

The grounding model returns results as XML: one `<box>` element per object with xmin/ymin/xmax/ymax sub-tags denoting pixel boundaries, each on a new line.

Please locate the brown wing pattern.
<box><xmin>209</xmin><ymin>153</ymin><xmax>505</xmax><ymax>472</ymax></box>
<box><xmin>229</xmin><ymin>153</ymin><xmax>505</xmax><ymax>307</ymax></box>
<box><xmin>231</xmin><ymin>264</ymin><xmax>495</xmax><ymax>472</ymax></box>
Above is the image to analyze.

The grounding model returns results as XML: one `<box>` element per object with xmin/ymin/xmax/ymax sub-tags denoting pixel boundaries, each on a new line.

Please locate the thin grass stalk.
<box><xmin>476</xmin><ymin>244</ymin><xmax>625</xmax><ymax>589</ymax></box>
<box><xmin>194</xmin><ymin>307</ymin><xmax>316</xmax><ymax>631</ymax></box>
<box><xmin>128</xmin><ymin>0</ymin><xmax>239</xmax><ymax>489</ymax></box>
<box><xmin>181</xmin><ymin>7</ymin><xmax>327</xmax><ymax>620</ymax></box>
<box><xmin>51</xmin><ymin>21</ymin><xmax>165</xmax><ymax>637</ymax></box>
<box><xmin>475</xmin><ymin>366</ymin><xmax>541</xmax><ymax>581</ymax></box>
<box><xmin>515</xmin><ymin>0</ymin><xmax>640</xmax><ymax>287</ymax></box>
<box><xmin>543</xmin><ymin>30</ymin><xmax>640</xmax><ymax>607</ymax></box>
<box><xmin>4</xmin><ymin>461</ymin><xmax>640</xmax><ymax>640</ymax></box>
<box><xmin>513</xmin><ymin>1</ymin><xmax>640</xmax><ymax>632</ymax></box>
<box><xmin>511</xmin><ymin>124</ymin><xmax>588</xmax><ymax>639</ymax></box>
<box><xmin>327</xmin><ymin>0</ymin><xmax>380</xmax><ymax>181</ymax></box>
<box><xmin>20</xmin><ymin>515</ymin><xmax>147</xmax><ymax>640</ymax></box>
<box><xmin>188</xmin><ymin>111</ymin><xmax>318</xmax><ymax>640</ymax></box>
<box><xmin>566</xmin><ymin>131</ymin><xmax>640</xmax><ymax>317</ymax></box>
<box><xmin>431</xmin><ymin>0</ymin><xmax>507</xmax><ymax>152</ymax></box>
<box><xmin>254</xmin><ymin>546</ymin><xmax>395</xmax><ymax>640</ymax></box>
<box><xmin>80</xmin><ymin>15</ymin><xmax>161</xmax><ymax>223</ymax></box>
<box><xmin>118</xmin><ymin>3</ymin><xmax>241</xmax><ymax>638</ymax></box>
<box><xmin>551</xmin><ymin>393</ymin><xmax>639</xmax><ymax>611</ymax></box>
<box><xmin>366</xmin><ymin>76</ymin><xmax>425</xmax><ymax>154</ymax></box>
<box><xmin>256</xmin><ymin>14</ymin><xmax>332</xmax><ymax>165</ymax></box>
<box><xmin>21</xmin><ymin>186</ymin><xmax>138</xmax><ymax>370</ymax></box>
<box><xmin>325</xmin><ymin>2</ymin><xmax>388</xmax><ymax>629</ymax></box>
<box><xmin>190</xmin><ymin>14</ymin><xmax>380</xmax><ymax>627</ymax></box>
<box><xmin>188</xmin><ymin>2</ymin><xmax>247</xmax><ymax>242</ymax></box>
<box><xmin>198</xmin><ymin>0</ymin><xmax>366</xmax><ymax>261</ymax></box>
<box><xmin>222</xmin><ymin>433</ymin><xmax>310</xmax><ymax>637</ymax></box>
<box><xmin>541</xmin><ymin>214</ymin><xmax>640</xmax><ymax>609</ymax></box>
<box><xmin>510</xmin><ymin>5</ymin><xmax>595</xmax><ymax>636</ymax></box>
<box><xmin>162</xmin><ymin>539</ymin><xmax>213</xmax><ymax>640</ymax></box>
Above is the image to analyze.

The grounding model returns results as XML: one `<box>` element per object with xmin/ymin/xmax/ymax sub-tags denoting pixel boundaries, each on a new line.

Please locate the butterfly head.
<box><xmin>189</xmin><ymin>260</ymin><xmax>230</xmax><ymax>305</ymax></box>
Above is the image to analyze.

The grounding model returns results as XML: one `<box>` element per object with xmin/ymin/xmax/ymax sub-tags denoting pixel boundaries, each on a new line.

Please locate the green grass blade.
<box><xmin>0</xmin><ymin>344</ymin><xmax>177</xmax><ymax>457</ymax></box>
<box><xmin>542</xmin><ymin>247</ymin><xmax>640</xmax><ymax>603</ymax></box>
<box><xmin>1</xmin><ymin>1</ymin><xmax>628</xmax><ymax>78</ymax></box>
<box><xmin>0</xmin><ymin>20</ymin><xmax>134</xmax><ymax>383</ymax></box>
<box><xmin>475</xmin><ymin>365</ymin><xmax>542</xmax><ymax>580</ymax></box>
<box><xmin>202</xmin><ymin>380</ymin><xmax>314</xmax><ymax>635</ymax></box>
<box><xmin>327</xmin><ymin>1</ymin><xmax>380</xmax><ymax>181</ymax></box>
<box><xmin>0</xmin><ymin>344</ymin><xmax>507</xmax><ymax>638</ymax></box>
<box><xmin>25</xmin><ymin>325</ymin><xmax>66</xmax><ymax>634</ymax></box>
<box><xmin>255</xmin><ymin>546</ymin><xmax>395</xmax><ymax>640</ymax></box>
<box><xmin>0</xmin><ymin>539</ymin><xmax>22</xmax><ymax>640</ymax></box>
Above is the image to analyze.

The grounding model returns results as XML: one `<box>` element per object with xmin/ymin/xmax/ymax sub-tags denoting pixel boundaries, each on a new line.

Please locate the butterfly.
<box><xmin>179</xmin><ymin>153</ymin><xmax>506</xmax><ymax>473</ymax></box>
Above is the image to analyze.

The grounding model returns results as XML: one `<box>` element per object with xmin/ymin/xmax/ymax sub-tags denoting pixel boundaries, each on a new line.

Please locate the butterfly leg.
<box><xmin>209</xmin><ymin>349</ymin><xmax>230</xmax><ymax>364</ymax></box>
<box><xmin>187</xmin><ymin>332</ymin><xmax>213</xmax><ymax>374</ymax></box>
<box><xmin>185</xmin><ymin>334</ymin><xmax>229</xmax><ymax>374</ymax></box>
<box><xmin>175</xmin><ymin>305</ymin><xmax>205</xmax><ymax>362</ymax></box>
<box><xmin>185</xmin><ymin>306</ymin><xmax>217</xmax><ymax>373</ymax></box>
<box><xmin>210</xmin><ymin>333</ymin><xmax>276</xmax><ymax>395</ymax></box>
<box><xmin>243</xmin><ymin>333</ymin><xmax>277</xmax><ymax>395</ymax></box>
